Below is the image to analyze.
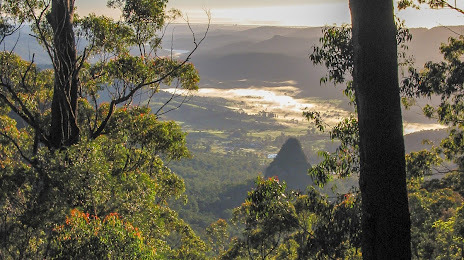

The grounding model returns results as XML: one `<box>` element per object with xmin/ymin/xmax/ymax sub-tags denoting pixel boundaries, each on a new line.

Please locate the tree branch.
<box><xmin>443</xmin><ymin>0</ymin><xmax>464</xmax><ymax>14</ymax></box>
<box><xmin>0</xmin><ymin>83</ymin><xmax>49</xmax><ymax>146</ymax></box>
<box><xmin>90</xmin><ymin>14</ymin><xmax>211</xmax><ymax>139</ymax></box>
<box><xmin>0</xmin><ymin>132</ymin><xmax>35</xmax><ymax>167</ymax></box>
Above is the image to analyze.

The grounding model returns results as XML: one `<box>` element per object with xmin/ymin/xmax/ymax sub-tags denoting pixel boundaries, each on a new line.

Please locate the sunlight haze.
<box><xmin>165</xmin><ymin>0</ymin><xmax>464</xmax><ymax>28</ymax></box>
<box><xmin>75</xmin><ymin>0</ymin><xmax>464</xmax><ymax>28</ymax></box>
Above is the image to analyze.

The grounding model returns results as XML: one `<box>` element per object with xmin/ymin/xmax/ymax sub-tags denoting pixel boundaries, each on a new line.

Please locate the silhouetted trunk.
<box><xmin>349</xmin><ymin>1</ymin><xmax>411</xmax><ymax>259</ymax></box>
<box><xmin>47</xmin><ymin>0</ymin><xmax>80</xmax><ymax>149</ymax></box>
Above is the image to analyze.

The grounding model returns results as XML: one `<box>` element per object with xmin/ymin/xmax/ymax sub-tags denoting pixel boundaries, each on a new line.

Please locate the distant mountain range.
<box><xmin>6</xmin><ymin>24</ymin><xmax>463</xmax><ymax>91</ymax></box>
<box><xmin>5</xmin><ymin>24</ymin><xmax>462</xmax><ymax>130</ymax></box>
<box><xmin>168</xmin><ymin>24</ymin><xmax>464</xmax><ymax>99</ymax></box>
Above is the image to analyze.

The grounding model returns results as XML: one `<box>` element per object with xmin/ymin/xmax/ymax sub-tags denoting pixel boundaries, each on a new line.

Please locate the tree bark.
<box><xmin>349</xmin><ymin>0</ymin><xmax>411</xmax><ymax>259</ymax></box>
<box><xmin>47</xmin><ymin>0</ymin><xmax>80</xmax><ymax>149</ymax></box>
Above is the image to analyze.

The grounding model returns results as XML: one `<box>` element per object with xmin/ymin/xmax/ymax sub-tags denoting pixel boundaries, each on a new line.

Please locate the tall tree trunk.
<box><xmin>349</xmin><ymin>1</ymin><xmax>411</xmax><ymax>259</ymax></box>
<box><xmin>47</xmin><ymin>0</ymin><xmax>80</xmax><ymax>149</ymax></box>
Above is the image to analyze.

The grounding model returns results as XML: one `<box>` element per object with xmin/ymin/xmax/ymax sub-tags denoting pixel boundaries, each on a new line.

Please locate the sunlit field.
<box><xmin>165</xmin><ymin>86</ymin><xmax>447</xmax><ymax>134</ymax></box>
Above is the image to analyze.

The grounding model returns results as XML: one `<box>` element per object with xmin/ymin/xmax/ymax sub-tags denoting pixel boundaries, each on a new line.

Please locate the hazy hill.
<box><xmin>265</xmin><ymin>137</ymin><xmax>313</xmax><ymax>191</ymax></box>
<box><xmin>407</xmin><ymin>26</ymin><xmax>464</xmax><ymax>65</ymax></box>
<box><xmin>6</xmin><ymin>24</ymin><xmax>463</xmax><ymax>91</ymax></box>
<box><xmin>404</xmin><ymin>128</ymin><xmax>449</xmax><ymax>153</ymax></box>
<box><xmin>193</xmin><ymin>34</ymin><xmax>317</xmax><ymax>58</ymax></box>
<box><xmin>193</xmin><ymin>52</ymin><xmax>316</xmax><ymax>80</ymax></box>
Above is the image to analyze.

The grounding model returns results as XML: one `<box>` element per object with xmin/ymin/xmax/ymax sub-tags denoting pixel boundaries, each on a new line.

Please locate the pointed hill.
<box><xmin>265</xmin><ymin>137</ymin><xmax>313</xmax><ymax>191</ymax></box>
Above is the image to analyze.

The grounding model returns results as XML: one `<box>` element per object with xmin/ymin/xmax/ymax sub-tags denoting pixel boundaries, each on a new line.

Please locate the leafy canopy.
<box><xmin>0</xmin><ymin>0</ymin><xmax>209</xmax><ymax>258</ymax></box>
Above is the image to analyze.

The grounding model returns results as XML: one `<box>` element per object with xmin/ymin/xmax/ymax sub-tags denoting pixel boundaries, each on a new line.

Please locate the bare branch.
<box><xmin>25</xmin><ymin>0</ymin><xmax>56</xmax><ymax>71</ymax></box>
<box><xmin>155</xmin><ymin>80</ymin><xmax>181</xmax><ymax>115</ymax></box>
<box><xmin>441</xmin><ymin>24</ymin><xmax>464</xmax><ymax>37</ymax></box>
<box><xmin>156</xmin><ymin>91</ymin><xmax>192</xmax><ymax>117</ymax></box>
<box><xmin>0</xmin><ymin>21</ymin><xmax>23</xmax><ymax>46</ymax></box>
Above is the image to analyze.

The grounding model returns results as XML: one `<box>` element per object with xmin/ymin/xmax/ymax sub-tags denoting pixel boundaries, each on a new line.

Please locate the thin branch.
<box><xmin>90</xmin><ymin>98</ymin><xmax>117</xmax><ymax>139</ymax></box>
<box><xmin>0</xmin><ymin>132</ymin><xmax>34</xmax><ymax>166</ymax></box>
<box><xmin>247</xmin><ymin>235</ymin><xmax>255</xmax><ymax>260</ymax></box>
<box><xmin>155</xmin><ymin>80</ymin><xmax>181</xmax><ymax>115</ymax></box>
<box><xmin>156</xmin><ymin>92</ymin><xmax>192</xmax><ymax>117</ymax></box>
<box><xmin>76</xmin><ymin>46</ymin><xmax>89</xmax><ymax>75</ymax></box>
<box><xmin>90</xmin><ymin>92</ymin><xmax>99</xmax><ymax>134</ymax></box>
<box><xmin>443</xmin><ymin>0</ymin><xmax>464</xmax><ymax>14</ymax></box>
<box><xmin>431</xmin><ymin>164</ymin><xmax>463</xmax><ymax>175</ymax></box>
<box><xmin>0</xmin><ymin>84</ymin><xmax>48</xmax><ymax>145</ymax></box>
<box><xmin>441</xmin><ymin>24</ymin><xmax>464</xmax><ymax>37</ymax></box>
<box><xmin>264</xmin><ymin>229</ymin><xmax>282</xmax><ymax>259</ymax></box>
<box><xmin>7</xmin><ymin>29</ymin><xmax>21</xmax><ymax>56</ymax></box>
<box><xmin>0</xmin><ymin>21</ymin><xmax>24</xmax><ymax>46</ymax></box>
<box><xmin>149</xmin><ymin>17</ymin><xmax>172</xmax><ymax>58</ymax></box>
<box><xmin>143</xmin><ymin>10</ymin><xmax>210</xmax><ymax>88</ymax></box>
<box><xmin>170</xmin><ymin>27</ymin><xmax>175</xmax><ymax>60</ymax></box>
<box><xmin>25</xmin><ymin>0</ymin><xmax>56</xmax><ymax>72</ymax></box>
<box><xmin>20</xmin><ymin>54</ymin><xmax>35</xmax><ymax>92</ymax></box>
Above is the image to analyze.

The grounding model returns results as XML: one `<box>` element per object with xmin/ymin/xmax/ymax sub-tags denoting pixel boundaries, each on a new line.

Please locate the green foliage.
<box><xmin>310</xmin><ymin>21</ymin><xmax>412</xmax><ymax>105</ymax></box>
<box><xmin>0</xmin><ymin>0</ymin><xmax>208</xmax><ymax>258</ymax></box>
<box><xmin>409</xmin><ymin>185</ymin><xmax>464</xmax><ymax>259</ymax></box>
<box><xmin>310</xmin><ymin>25</ymin><xmax>353</xmax><ymax>85</ymax></box>
<box><xmin>0</xmin><ymin>0</ymin><xmax>202</xmax><ymax>147</ymax></box>
<box><xmin>224</xmin><ymin>176</ymin><xmax>297</xmax><ymax>259</ymax></box>
<box><xmin>50</xmin><ymin>209</ymin><xmax>158</xmax><ymax>259</ymax></box>
<box><xmin>221</xmin><ymin>177</ymin><xmax>362</xmax><ymax>260</ymax></box>
<box><xmin>398</xmin><ymin>0</ymin><xmax>464</xmax><ymax>14</ymax></box>
<box><xmin>307</xmin><ymin>20</ymin><xmax>413</xmax><ymax>187</ymax></box>
<box><xmin>206</xmin><ymin>219</ymin><xmax>230</xmax><ymax>257</ymax></box>
<box><xmin>400</xmin><ymin>19</ymin><xmax>464</xmax><ymax>171</ymax></box>
<box><xmin>107</xmin><ymin>0</ymin><xmax>169</xmax><ymax>47</ymax></box>
<box><xmin>168</xmin><ymin>150</ymin><xmax>262</xmax><ymax>231</ymax></box>
<box><xmin>76</xmin><ymin>14</ymin><xmax>134</xmax><ymax>55</ymax></box>
<box><xmin>406</xmin><ymin>149</ymin><xmax>443</xmax><ymax>185</ymax></box>
<box><xmin>0</xmin><ymin>106</ymin><xmax>208</xmax><ymax>258</ymax></box>
<box><xmin>305</xmin><ymin>114</ymin><xmax>359</xmax><ymax>187</ymax></box>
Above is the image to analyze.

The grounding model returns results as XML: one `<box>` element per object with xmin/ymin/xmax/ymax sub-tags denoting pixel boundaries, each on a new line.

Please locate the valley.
<box><xmin>143</xmin><ymin>24</ymin><xmax>459</xmax><ymax>232</ymax></box>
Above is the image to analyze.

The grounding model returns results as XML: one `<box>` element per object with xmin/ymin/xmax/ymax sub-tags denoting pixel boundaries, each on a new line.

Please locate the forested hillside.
<box><xmin>1</xmin><ymin>0</ymin><xmax>464</xmax><ymax>259</ymax></box>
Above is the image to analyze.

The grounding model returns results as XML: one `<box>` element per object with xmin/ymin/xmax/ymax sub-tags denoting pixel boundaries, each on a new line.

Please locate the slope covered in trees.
<box><xmin>1</xmin><ymin>0</ymin><xmax>464</xmax><ymax>259</ymax></box>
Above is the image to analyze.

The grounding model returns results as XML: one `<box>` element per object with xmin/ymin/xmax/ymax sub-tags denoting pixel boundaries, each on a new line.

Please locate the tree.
<box><xmin>0</xmin><ymin>0</ymin><xmax>209</xmax><ymax>258</ymax></box>
<box><xmin>349</xmin><ymin>1</ymin><xmax>411</xmax><ymax>258</ymax></box>
<box><xmin>47</xmin><ymin>0</ymin><xmax>80</xmax><ymax>148</ymax></box>
<box><xmin>398</xmin><ymin>0</ymin><xmax>464</xmax><ymax>14</ymax></box>
<box><xmin>49</xmin><ymin>209</ymin><xmax>158</xmax><ymax>259</ymax></box>
<box><xmin>222</xmin><ymin>177</ymin><xmax>362</xmax><ymax>260</ymax></box>
<box><xmin>310</xmin><ymin>1</ymin><xmax>464</xmax><ymax>258</ymax></box>
<box><xmin>206</xmin><ymin>219</ymin><xmax>230</xmax><ymax>258</ymax></box>
<box><xmin>227</xmin><ymin>176</ymin><xmax>299</xmax><ymax>260</ymax></box>
<box><xmin>0</xmin><ymin>0</ymin><xmax>205</xmax><ymax>151</ymax></box>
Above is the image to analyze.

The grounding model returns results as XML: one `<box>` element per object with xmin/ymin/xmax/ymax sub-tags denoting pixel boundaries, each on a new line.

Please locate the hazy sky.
<box><xmin>76</xmin><ymin>0</ymin><xmax>464</xmax><ymax>28</ymax></box>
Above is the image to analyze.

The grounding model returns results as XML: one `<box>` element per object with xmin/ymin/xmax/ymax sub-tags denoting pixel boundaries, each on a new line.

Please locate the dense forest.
<box><xmin>1</xmin><ymin>0</ymin><xmax>464</xmax><ymax>259</ymax></box>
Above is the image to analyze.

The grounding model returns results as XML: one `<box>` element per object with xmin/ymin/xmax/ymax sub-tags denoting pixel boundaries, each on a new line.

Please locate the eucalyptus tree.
<box><xmin>0</xmin><ymin>0</ymin><xmax>209</xmax><ymax>258</ymax></box>
<box><xmin>311</xmin><ymin>1</ymin><xmax>411</xmax><ymax>258</ymax></box>
<box><xmin>349</xmin><ymin>1</ymin><xmax>411</xmax><ymax>259</ymax></box>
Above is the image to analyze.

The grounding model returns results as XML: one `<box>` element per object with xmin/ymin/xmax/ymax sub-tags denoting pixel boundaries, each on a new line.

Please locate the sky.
<box><xmin>76</xmin><ymin>0</ymin><xmax>464</xmax><ymax>28</ymax></box>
